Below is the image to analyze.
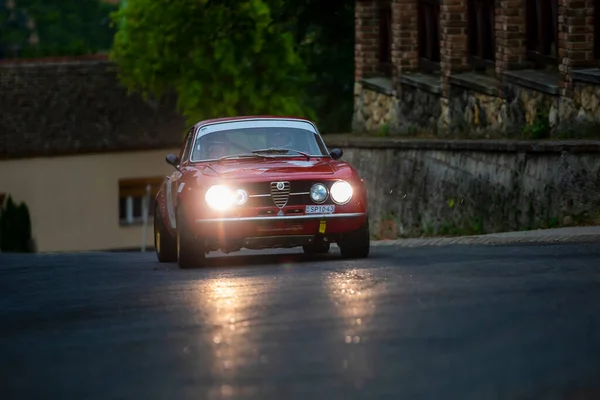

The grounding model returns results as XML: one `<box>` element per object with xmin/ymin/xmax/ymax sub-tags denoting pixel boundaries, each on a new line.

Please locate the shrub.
<box><xmin>0</xmin><ymin>195</ymin><xmax>34</xmax><ymax>253</ymax></box>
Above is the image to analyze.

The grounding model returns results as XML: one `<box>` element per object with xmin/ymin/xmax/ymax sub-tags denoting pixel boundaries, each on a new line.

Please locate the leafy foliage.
<box><xmin>0</xmin><ymin>0</ymin><xmax>117</xmax><ymax>58</ymax></box>
<box><xmin>111</xmin><ymin>0</ymin><xmax>314</xmax><ymax>124</ymax></box>
<box><xmin>283</xmin><ymin>0</ymin><xmax>355</xmax><ymax>133</ymax></box>
<box><xmin>522</xmin><ymin>105</ymin><xmax>551</xmax><ymax>139</ymax></box>
<box><xmin>2</xmin><ymin>0</ymin><xmax>356</xmax><ymax>132</ymax></box>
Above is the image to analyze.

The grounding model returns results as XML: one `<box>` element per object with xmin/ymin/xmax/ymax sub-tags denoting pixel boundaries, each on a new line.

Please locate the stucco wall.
<box><xmin>0</xmin><ymin>148</ymin><xmax>179</xmax><ymax>252</ymax></box>
<box><xmin>325</xmin><ymin>136</ymin><xmax>600</xmax><ymax>239</ymax></box>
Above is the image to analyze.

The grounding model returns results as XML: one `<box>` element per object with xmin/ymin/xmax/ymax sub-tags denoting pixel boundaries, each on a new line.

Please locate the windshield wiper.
<box><xmin>252</xmin><ymin>147</ymin><xmax>310</xmax><ymax>159</ymax></box>
<box><xmin>217</xmin><ymin>153</ymin><xmax>270</xmax><ymax>161</ymax></box>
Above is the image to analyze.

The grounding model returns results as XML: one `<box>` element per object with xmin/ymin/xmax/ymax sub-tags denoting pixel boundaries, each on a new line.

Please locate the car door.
<box><xmin>166</xmin><ymin>128</ymin><xmax>195</xmax><ymax>229</ymax></box>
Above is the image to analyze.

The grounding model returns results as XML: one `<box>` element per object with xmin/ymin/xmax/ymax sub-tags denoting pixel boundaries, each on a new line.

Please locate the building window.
<box><xmin>418</xmin><ymin>0</ymin><xmax>441</xmax><ymax>71</ymax></box>
<box><xmin>468</xmin><ymin>0</ymin><xmax>495</xmax><ymax>70</ymax></box>
<box><xmin>526</xmin><ymin>0</ymin><xmax>558</xmax><ymax>65</ymax></box>
<box><xmin>118</xmin><ymin>177</ymin><xmax>163</xmax><ymax>226</ymax></box>
<box><xmin>378</xmin><ymin>2</ymin><xmax>392</xmax><ymax>76</ymax></box>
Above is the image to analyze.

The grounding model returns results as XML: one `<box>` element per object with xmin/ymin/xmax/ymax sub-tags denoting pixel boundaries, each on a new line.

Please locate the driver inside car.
<box><xmin>208</xmin><ymin>143</ymin><xmax>229</xmax><ymax>159</ymax></box>
<box><xmin>269</xmin><ymin>131</ymin><xmax>293</xmax><ymax>149</ymax></box>
<box><xmin>195</xmin><ymin>134</ymin><xmax>232</xmax><ymax>160</ymax></box>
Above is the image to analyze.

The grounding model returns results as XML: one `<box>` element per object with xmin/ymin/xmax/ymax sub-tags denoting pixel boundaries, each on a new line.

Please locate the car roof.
<box><xmin>192</xmin><ymin>115</ymin><xmax>315</xmax><ymax>130</ymax></box>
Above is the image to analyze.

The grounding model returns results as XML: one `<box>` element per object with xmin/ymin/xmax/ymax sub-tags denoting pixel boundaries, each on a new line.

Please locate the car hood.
<box><xmin>204</xmin><ymin>158</ymin><xmax>337</xmax><ymax>179</ymax></box>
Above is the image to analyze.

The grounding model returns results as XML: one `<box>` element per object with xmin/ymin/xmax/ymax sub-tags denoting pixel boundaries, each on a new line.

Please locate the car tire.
<box><xmin>176</xmin><ymin>207</ymin><xmax>205</xmax><ymax>269</ymax></box>
<box><xmin>339</xmin><ymin>217</ymin><xmax>370</xmax><ymax>259</ymax></box>
<box><xmin>154</xmin><ymin>205</ymin><xmax>177</xmax><ymax>262</ymax></box>
<box><xmin>303</xmin><ymin>241</ymin><xmax>331</xmax><ymax>255</ymax></box>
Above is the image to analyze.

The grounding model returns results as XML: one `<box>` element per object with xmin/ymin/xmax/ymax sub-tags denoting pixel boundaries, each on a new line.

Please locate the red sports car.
<box><xmin>154</xmin><ymin>116</ymin><xmax>370</xmax><ymax>268</ymax></box>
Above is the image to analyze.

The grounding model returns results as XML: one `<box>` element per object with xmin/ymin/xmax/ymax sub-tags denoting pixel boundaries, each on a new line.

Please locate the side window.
<box><xmin>180</xmin><ymin>128</ymin><xmax>195</xmax><ymax>163</ymax></box>
<box><xmin>312</xmin><ymin>132</ymin><xmax>328</xmax><ymax>155</ymax></box>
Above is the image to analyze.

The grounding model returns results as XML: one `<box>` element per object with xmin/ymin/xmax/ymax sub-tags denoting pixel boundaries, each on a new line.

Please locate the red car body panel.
<box><xmin>155</xmin><ymin>116</ymin><xmax>368</xmax><ymax>252</ymax></box>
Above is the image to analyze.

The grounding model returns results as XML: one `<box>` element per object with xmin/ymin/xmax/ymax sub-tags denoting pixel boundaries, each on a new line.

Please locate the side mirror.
<box><xmin>166</xmin><ymin>153</ymin><xmax>181</xmax><ymax>170</ymax></box>
<box><xmin>330</xmin><ymin>148</ymin><xmax>343</xmax><ymax>160</ymax></box>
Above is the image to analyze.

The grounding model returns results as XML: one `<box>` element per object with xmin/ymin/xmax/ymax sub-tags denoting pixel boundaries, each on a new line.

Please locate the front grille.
<box><xmin>249</xmin><ymin>193</ymin><xmax>308</xmax><ymax>207</ymax></box>
<box><xmin>270</xmin><ymin>181</ymin><xmax>290</xmax><ymax>208</ymax></box>
<box><xmin>245</xmin><ymin>180</ymin><xmax>339</xmax><ymax>207</ymax></box>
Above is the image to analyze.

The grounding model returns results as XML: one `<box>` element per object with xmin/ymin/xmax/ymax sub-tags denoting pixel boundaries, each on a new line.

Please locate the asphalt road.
<box><xmin>1</xmin><ymin>243</ymin><xmax>600</xmax><ymax>400</ymax></box>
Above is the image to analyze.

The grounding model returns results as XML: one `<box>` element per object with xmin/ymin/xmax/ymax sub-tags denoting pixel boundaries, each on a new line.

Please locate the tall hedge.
<box><xmin>0</xmin><ymin>195</ymin><xmax>33</xmax><ymax>253</ymax></box>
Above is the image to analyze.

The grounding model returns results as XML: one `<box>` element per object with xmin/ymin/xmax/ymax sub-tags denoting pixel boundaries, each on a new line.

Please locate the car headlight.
<box><xmin>234</xmin><ymin>188</ymin><xmax>248</xmax><ymax>206</ymax></box>
<box><xmin>330</xmin><ymin>180</ymin><xmax>353</xmax><ymax>205</ymax></box>
<box><xmin>205</xmin><ymin>185</ymin><xmax>248</xmax><ymax>210</ymax></box>
<box><xmin>310</xmin><ymin>183</ymin><xmax>328</xmax><ymax>204</ymax></box>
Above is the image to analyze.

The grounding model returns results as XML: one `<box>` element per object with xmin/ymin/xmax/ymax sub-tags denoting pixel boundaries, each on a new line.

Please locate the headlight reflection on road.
<box><xmin>209</xmin><ymin>280</ymin><xmax>243</xmax><ymax>360</ymax></box>
<box><xmin>326</xmin><ymin>269</ymin><xmax>378</xmax><ymax>388</ymax></box>
<box><xmin>195</xmin><ymin>278</ymin><xmax>265</xmax><ymax>398</ymax></box>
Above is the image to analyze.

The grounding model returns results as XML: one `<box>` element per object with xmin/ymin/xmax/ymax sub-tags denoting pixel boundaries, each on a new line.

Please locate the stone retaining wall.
<box><xmin>324</xmin><ymin>135</ymin><xmax>600</xmax><ymax>239</ymax></box>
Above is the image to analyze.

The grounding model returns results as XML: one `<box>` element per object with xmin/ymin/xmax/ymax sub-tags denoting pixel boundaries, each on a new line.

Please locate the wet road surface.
<box><xmin>1</xmin><ymin>243</ymin><xmax>600</xmax><ymax>400</ymax></box>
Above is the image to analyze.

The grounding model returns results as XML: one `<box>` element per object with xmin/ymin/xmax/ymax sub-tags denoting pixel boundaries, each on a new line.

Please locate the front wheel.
<box><xmin>176</xmin><ymin>208</ymin><xmax>206</xmax><ymax>269</ymax></box>
<box><xmin>154</xmin><ymin>205</ymin><xmax>177</xmax><ymax>262</ymax></box>
<box><xmin>339</xmin><ymin>218</ymin><xmax>370</xmax><ymax>259</ymax></box>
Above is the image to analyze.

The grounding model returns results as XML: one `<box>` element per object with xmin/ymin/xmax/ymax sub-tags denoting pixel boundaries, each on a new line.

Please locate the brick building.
<box><xmin>353</xmin><ymin>0</ymin><xmax>600</xmax><ymax>137</ymax></box>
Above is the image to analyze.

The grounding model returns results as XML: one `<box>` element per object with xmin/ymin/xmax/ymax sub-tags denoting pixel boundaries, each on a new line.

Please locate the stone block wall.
<box><xmin>326</xmin><ymin>136</ymin><xmax>600</xmax><ymax>239</ymax></box>
<box><xmin>352</xmin><ymin>82</ymin><xmax>398</xmax><ymax>133</ymax></box>
<box><xmin>397</xmin><ymin>82</ymin><xmax>440</xmax><ymax>134</ymax></box>
<box><xmin>574</xmin><ymin>82</ymin><xmax>600</xmax><ymax>123</ymax></box>
<box><xmin>353</xmin><ymin>0</ymin><xmax>600</xmax><ymax>137</ymax></box>
<box><xmin>445</xmin><ymin>86</ymin><xmax>504</xmax><ymax>135</ymax></box>
<box><xmin>0</xmin><ymin>57</ymin><xmax>185</xmax><ymax>159</ymax></box>
<box><xmin>354</xmin><ymin>70</ymin><xmax>600</xmax><ymax>139</ymax></box>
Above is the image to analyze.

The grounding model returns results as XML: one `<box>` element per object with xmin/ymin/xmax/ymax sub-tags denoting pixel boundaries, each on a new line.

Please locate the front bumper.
<box><xmin>196</xmin><ymin>212</ymin><xmax>365</xmax><ymax>224</ymax></box>
<box><xmin>192</xmin><ymin>212</ymin><xmax>367</xmax><ymax>246</ymax></box>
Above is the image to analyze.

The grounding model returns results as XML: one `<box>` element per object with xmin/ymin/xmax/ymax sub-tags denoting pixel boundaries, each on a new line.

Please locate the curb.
<box><xmin>364</xmin><ymin>233</ymin><xmax>600</xmax><ymax>248</ymax></box>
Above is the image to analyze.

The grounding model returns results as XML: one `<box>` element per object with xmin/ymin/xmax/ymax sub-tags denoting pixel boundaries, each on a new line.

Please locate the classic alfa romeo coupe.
<box><xmin>154</xmin><ymin>116</ymin><xmax>370</xmax><ymax>268</ymax></box>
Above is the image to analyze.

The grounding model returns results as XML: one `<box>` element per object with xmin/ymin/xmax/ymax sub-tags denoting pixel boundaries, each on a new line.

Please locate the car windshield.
<box><xmin>189</xmin><ymin>120</ymin><xmax>329</xmax><ymax>162</ymax></box>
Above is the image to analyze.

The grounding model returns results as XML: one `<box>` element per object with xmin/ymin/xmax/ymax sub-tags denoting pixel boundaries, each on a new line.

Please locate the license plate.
<box><xmin>305</xmin><ymin>205</ymin><xmax>335</xmax><ymax>214</ymax></box>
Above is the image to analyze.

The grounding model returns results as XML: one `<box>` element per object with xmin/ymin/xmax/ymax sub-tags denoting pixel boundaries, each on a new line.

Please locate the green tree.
<box><xmin>0</xmin><ymin>0</ymin><xmax>117</xmax><ymax>58</ymax></box>
<box><xmin>287</xmin><ymin>0</ymin><xmax>355</xmax><ymax>133</ymax></box>
<box><xmin>111</xmin><ymin>0</ymin><xmax>314</xmax><ymax>124</ymax></box>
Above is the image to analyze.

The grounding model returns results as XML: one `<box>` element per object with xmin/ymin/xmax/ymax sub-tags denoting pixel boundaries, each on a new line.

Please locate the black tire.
<box><xmin>154</xmin><ymin>205</ymin><xmax>177</xmax><ymax>262</ymax></box>
<box><xmin>339</xmin><ymin>217</ymin><xmax>370</xmax><ymax>259</ymax></box>
<box><xmin>176</xmin><ymin>207</ymin><xmax>205</xmax><ymax>269</ymax></box>
<box><xmin>303</xmin><ymin>241</ymin><xmax>331</xmax><ymax>255</ymax></box>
